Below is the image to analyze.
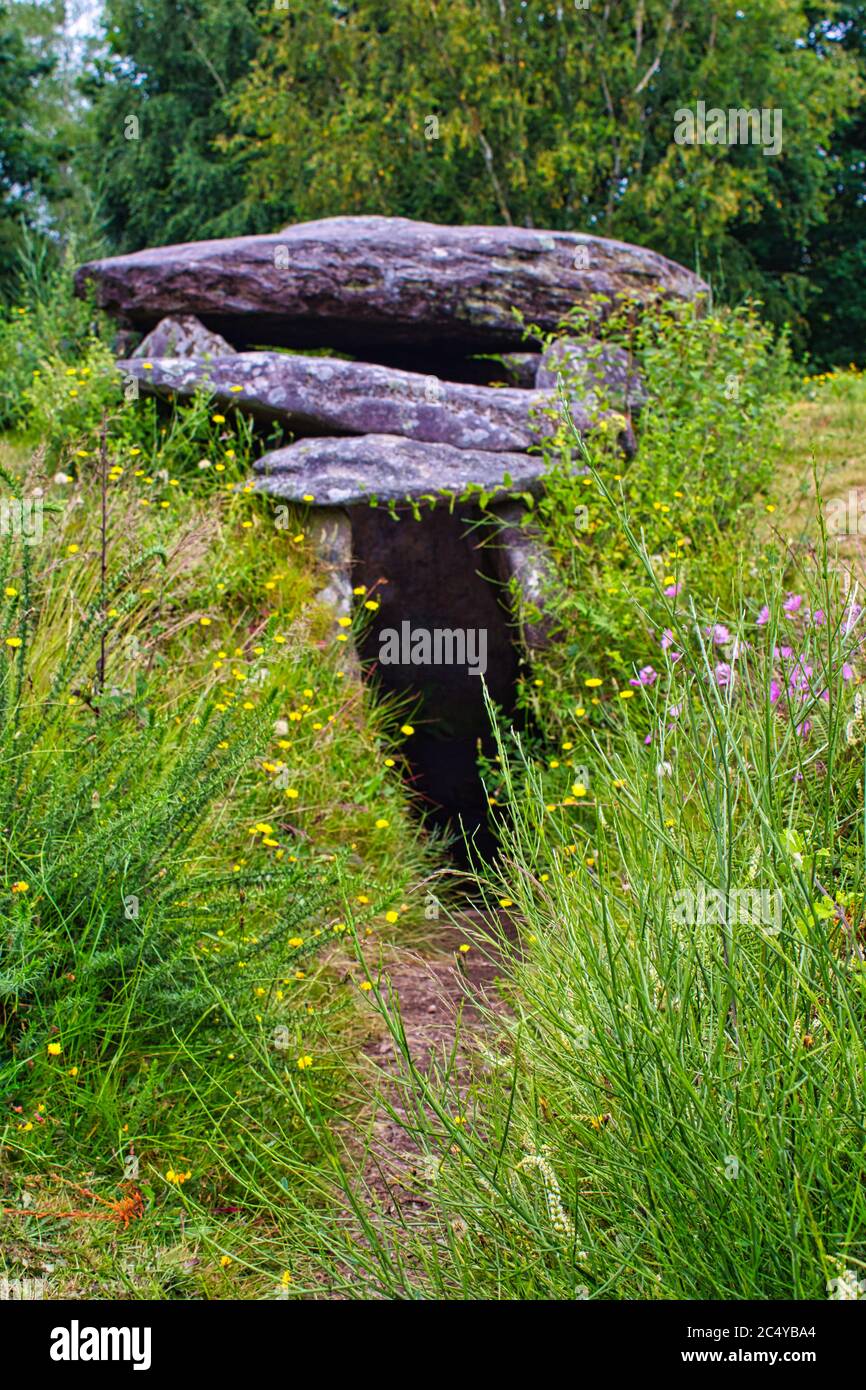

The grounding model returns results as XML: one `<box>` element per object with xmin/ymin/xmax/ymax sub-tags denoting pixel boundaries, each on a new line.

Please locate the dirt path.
<box><xmin>354</xmin><ymin>909</ymin><xmax>510</xmax><ymax>1218</ymax></box>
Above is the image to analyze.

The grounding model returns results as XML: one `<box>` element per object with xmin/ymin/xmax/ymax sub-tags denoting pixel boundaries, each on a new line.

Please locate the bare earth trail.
<box><xmin>352</xmin><ymin>909</ymin><xmax>512</xmax><ymax>1220</ymax></box>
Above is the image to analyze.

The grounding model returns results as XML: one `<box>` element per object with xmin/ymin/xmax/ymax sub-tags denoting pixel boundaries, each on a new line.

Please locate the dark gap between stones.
<box><xmin>351</xmin><ymin>505</ymin><xmax>520</xmax><ymax>866</ymax></box>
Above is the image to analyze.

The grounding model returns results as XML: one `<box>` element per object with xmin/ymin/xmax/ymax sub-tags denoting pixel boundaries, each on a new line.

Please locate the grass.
<box><xmin>0</xmin><ymin>383</ymin><xmax>439</xmax><ymax>1297</ymax></box>
<box><xmin>2</xmin><ymin>277</ymin><xmax>865</xmax><ymax>1301</ymax></box>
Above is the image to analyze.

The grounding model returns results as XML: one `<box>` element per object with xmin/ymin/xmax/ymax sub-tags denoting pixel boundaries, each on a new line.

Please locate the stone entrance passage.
<box><xmin>351</xmin><ymin>504</ymin><xmax>519</xmax><ymax>857</ymax></box>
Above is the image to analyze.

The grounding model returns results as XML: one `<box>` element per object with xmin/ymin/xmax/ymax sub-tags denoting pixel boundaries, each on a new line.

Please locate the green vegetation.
<box><xmin>5</xmin><ymin>0</ymin><xmax>866</xmax><ymax>363</ymax></box>
<box><xmin>5</xmin><ymin>268</ymin><xmax>862</xmax><ymax>1300</ymax></box>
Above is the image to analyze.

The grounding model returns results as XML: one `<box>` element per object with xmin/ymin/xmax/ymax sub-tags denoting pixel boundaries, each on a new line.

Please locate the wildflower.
<box><xmin>166</xmin><ymin>1168</ymin><xmax>191</xmax><ymax>1184</ymax></box>
<box><xmin>5</xmin><ymin>637</ymin><xmax>22</xmax><ymax>648</ymax></box>
<box><xmin>364</xmin><ymin>600</ymin><xmax>379</xmax><ymax>611</ymax></box>
<box><xmin>783</xmin><ymin>592</ymin><xmax>804</xmax><ymax>617</ymax></box>
<box><xmin>706</xmin><ymin>624</ymin><xmax>731</xmax><ymax>645</ymax></box>
<box><xmin>375</xmin><ymin>818</ymin><xmax>389</xmax><ymax>829</ymax></box>
<box><xmin>297</xmin><ymin>1055</ymin><xmax>313</xmax><ymax>1070</ymax></box>
<box><xmin>360</xmin><ymin>980</ymin><xmax>373</xmax><ymax>992</ymax></box>
<box><xmin>212</xmin><ymin>413</ymin><xmax>226</xmax><ymax>423</ymax></box>
<box><xmin>619</xmin><ymin>689</ymin><xmax>634</xmax><ymax>699</ymax></box>
<box><xmin>47</xmin><ymin>1041</ymin><xmax>62</xmax><ymax>1056</ymax></box>
<box><xmin>66</xmin><ymin>544</ymin><xmax>79</xmax><ymax>555</ymax></box>
<box><xmin>199</xmin><ymin>616</ymin><xmax>212</xmax><ymax>626</ymax></box>
<box><xmin>664</xmin><ymin>582</ymin><xmax>681</xmax><ymax>598</ymax></box>
<box><xmin>584</xmin><ymin>677</ymin><xmax>602</xmax><ymax>688</ymax></box>
<box><xmin>219</xmin><ymin>1255</ymin><xmax>232</xmax><ymax>1268</ymax></box>
<box><xmin>400</xmin><ymin>723</ymin><xmax>415</xmax><ymax>736</ymax></box>
<box><xmin>714</xmin><ymin>662</ymin><xmax>734</xmax><ymax>689</ymax></box>
<box><xmin>458</xmin><ymin>943</ymin><xmax>471</xmax><ymax>954</ymax></box>
<box><xmin>629</xmin><ymin>666</ymin><xmax>657</xmax><ymax>687</ymax></box>
<box><xmin>384</xmin><ymin>910</ymin><xmax>399</xmax><ymax>923</ymax></box>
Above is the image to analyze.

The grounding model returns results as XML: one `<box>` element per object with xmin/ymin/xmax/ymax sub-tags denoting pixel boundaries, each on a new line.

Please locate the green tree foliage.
<box><xmin>224</xmin><ymin>0</ymin><xmax>857</xmax><ymax>351</ymax></box>
<box><xmin>78</xmin><ymin>0</ymin><xmax>265</xmax><ymax>250</ymax></box>
<box><xmin>0</xmin><ymin>2</ymin><xmax>60</xmax><ymax>294</ymax></box>
<box><xmin>46</xmin><ymin>0</ymin><xmax>866</xmax><ymax>363</ymax></box>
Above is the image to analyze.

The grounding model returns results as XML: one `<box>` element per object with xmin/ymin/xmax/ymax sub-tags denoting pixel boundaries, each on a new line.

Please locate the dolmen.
<box><xmin>75</xmin><ymin>215</ymin><xmax>706</xmax><ymax>646</ymax></box>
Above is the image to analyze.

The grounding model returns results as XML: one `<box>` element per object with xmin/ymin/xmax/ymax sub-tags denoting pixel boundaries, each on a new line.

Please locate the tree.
<box><xmin>224</xmin><ymin>0</ymin><xmax>857</xmax><ymax>350</ymax></box>
<box><xmin>78</xmin><ymin>0</ymin><xmax>265</xmax><ymax>251</ymax></box>
<box><xmin>0</xmin><ymin>1</ymin><xmax>60</xmax><ymax>294</ymax></box>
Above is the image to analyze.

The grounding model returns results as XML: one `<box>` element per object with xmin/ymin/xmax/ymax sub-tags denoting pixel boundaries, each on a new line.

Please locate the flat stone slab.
<box><xmin>78</xmin><ymin>215</ymin><xmax>707</xmax><ymax>353</ymax></box>
<box><xmin>118</xmin><ymin>350</ymin><xmax>600</xmax><ymax>451</ymax></box>
<box><xmin>251</xmin><ymin>434</ymin><xmax>540</xmax><ymax>507</ymax></box>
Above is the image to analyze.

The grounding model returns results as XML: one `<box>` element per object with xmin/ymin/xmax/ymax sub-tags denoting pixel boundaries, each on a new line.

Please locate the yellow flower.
<box><xmin>375</xmin><ymin>818</ymin><xmax>389</xmax><ymax>829</ymax></box>
<box><xmin>5</xmin><ymin>586</ymin><xmax>18</xmax><ymax>597</ymax></box>
<box><xmin>360</xmin><ymin>981</ymin><xmax>373</xmax><ymax>992</ymax></box>
<box><xmin>11</xmin><ymin>880</ymin><xmax>28</xmax><ymax>893</ymax></box>
<box><xmin>288</xmin><ymin>936</ymin><xmax>303</xmax><ymax>948</ymax></box>
<box><xmin>400</xmin><ymin>723</ymin><xmax>415</xmax><ymax>736</ymax></box>
<box><xmin>219</xmin><ymin>1255</ymin><xmax>232</xmax><ymax>1268</ymax></box>
<box><xmin>619</xmin><ymin>689</ymin><xmax>634</xmax><ymax>700</ymax></box>
<box><xmin>199</xmin><ymin>616</ymin><xmax>212</xmax><ymax>626</ymax></box>
<box><xmin>280</xmin><ymin>1271</ymin><xmax>293</xmax><ymax>1286</ymax></box>
<box><xmin>385</xmin><ymin>910</ymin><xmax>399</xmax><ymax>923</ymax></box>
<box><xmin>458</xmin><ymin>944</ymin><xmax>470</xmax><ymax>954</ymax></box>
<box><xmin>212</xmin><ymin>413</ymin><xmax>226</xmax><ymax>423</ymax></box>
<box><xmin>66</xmin><ymin>544</ymin><xmax>79</xmax><ymax>555</ymax></box>
<box><xmin>572</xmin><ymin>782</ymin><xmax>587</xmax><ymax>797</ymax></box>
<box><xmin>5</xmin><ymin>637</ymin><xmax>22</xmax><ymax>648</ymax></box>
<box><xmin>47</xmin><ymin>1042</ymin><xmax>62</xmax><ymax>1056</ymax></box>
<box><xmin>338</xmin><ymin>617</ymin><xmax>352</xmax><ymax>628</ymax></box>
<box><xmin>285</xmin><ymin>788</ymin><xmax>299</xmax><ymax>799</ymax></box>
<box><xmin>364</xmin><ymin>600</ymin><xmax>379</xmax><ymax>611</ymax></box>
<box><xmin>352</xmin><ymin>586</ymin><xmax>366</xmax><ymax>596</ymax></box>
<box><xmin>166</xmin><ymin>1168</ymin><xmax>192</xmax><ymax>1184</ymax></box>
<box><xmin>297</xmin><ymin>1055</ymin><xmax>313</xmax><ymax>1070</ymax></box>
<box><xmin>584</xmin><ymin>677</ymin><xmax>602</xmax><ymax>688</ymax></box>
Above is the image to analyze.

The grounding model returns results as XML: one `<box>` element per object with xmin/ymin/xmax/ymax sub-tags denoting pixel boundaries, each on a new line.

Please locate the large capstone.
<box><xmin>76</xmin><ymin>215</ymin><xmax>708</xmax><ymax>361</ymax></box>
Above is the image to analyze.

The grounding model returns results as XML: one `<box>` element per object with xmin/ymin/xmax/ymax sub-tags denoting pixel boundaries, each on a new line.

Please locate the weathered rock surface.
<box><xmin>252</xmin><ymin>435</ymin><xmax>538</xmax><ymax>507</ymax></box>
<box><xmin>535</xmin><ymin>337</ymin><xmax>645</xmax><ymax>411</ymax></box>
<box><xmin>77</xmin><ymin>215</ymin><xmax>707</xmax><ymax>355</ymax></box>
<box><xmin>132</xmin><ymin>314</ymin><xmax>235</xmax><ymax>359</ymax></box>
<box><xmin>489</xmin><ymin>500</ymin><xmax>556</xmax><ymax>654</ymax></box>
<box><xmin>119</xmin><ymin>350</ymin><xmax>602</xmax><ymax>452</ymax></box>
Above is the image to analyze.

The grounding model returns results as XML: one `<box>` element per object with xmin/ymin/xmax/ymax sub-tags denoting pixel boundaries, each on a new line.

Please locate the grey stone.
<box><xmin>118</xmin><ymin>350</ymin><xmax>606</xmax><ymax>452</ymax></box>
<box><xmin>76</xmin><ymin>214</ymin><xmax>708</xmax><ymax>355</ymax></box>
<box><xmin>536</xmin><ymin>338</ymin><xmax>645</xmax><ymax>412</ymax></box>
<box><xmin>132</xmin><ymin>314</ymin><xmax>236</xmax><ymax>360</ymax></box>
<box><xmin>251</xmin><ymin>434</ymin><xmax>541</xmax><ymax>508</ymax></box>
<box><xmin>489</xmin><ymin>500</ymin><xmax>556</xmax><ymax>653</ymax></box>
